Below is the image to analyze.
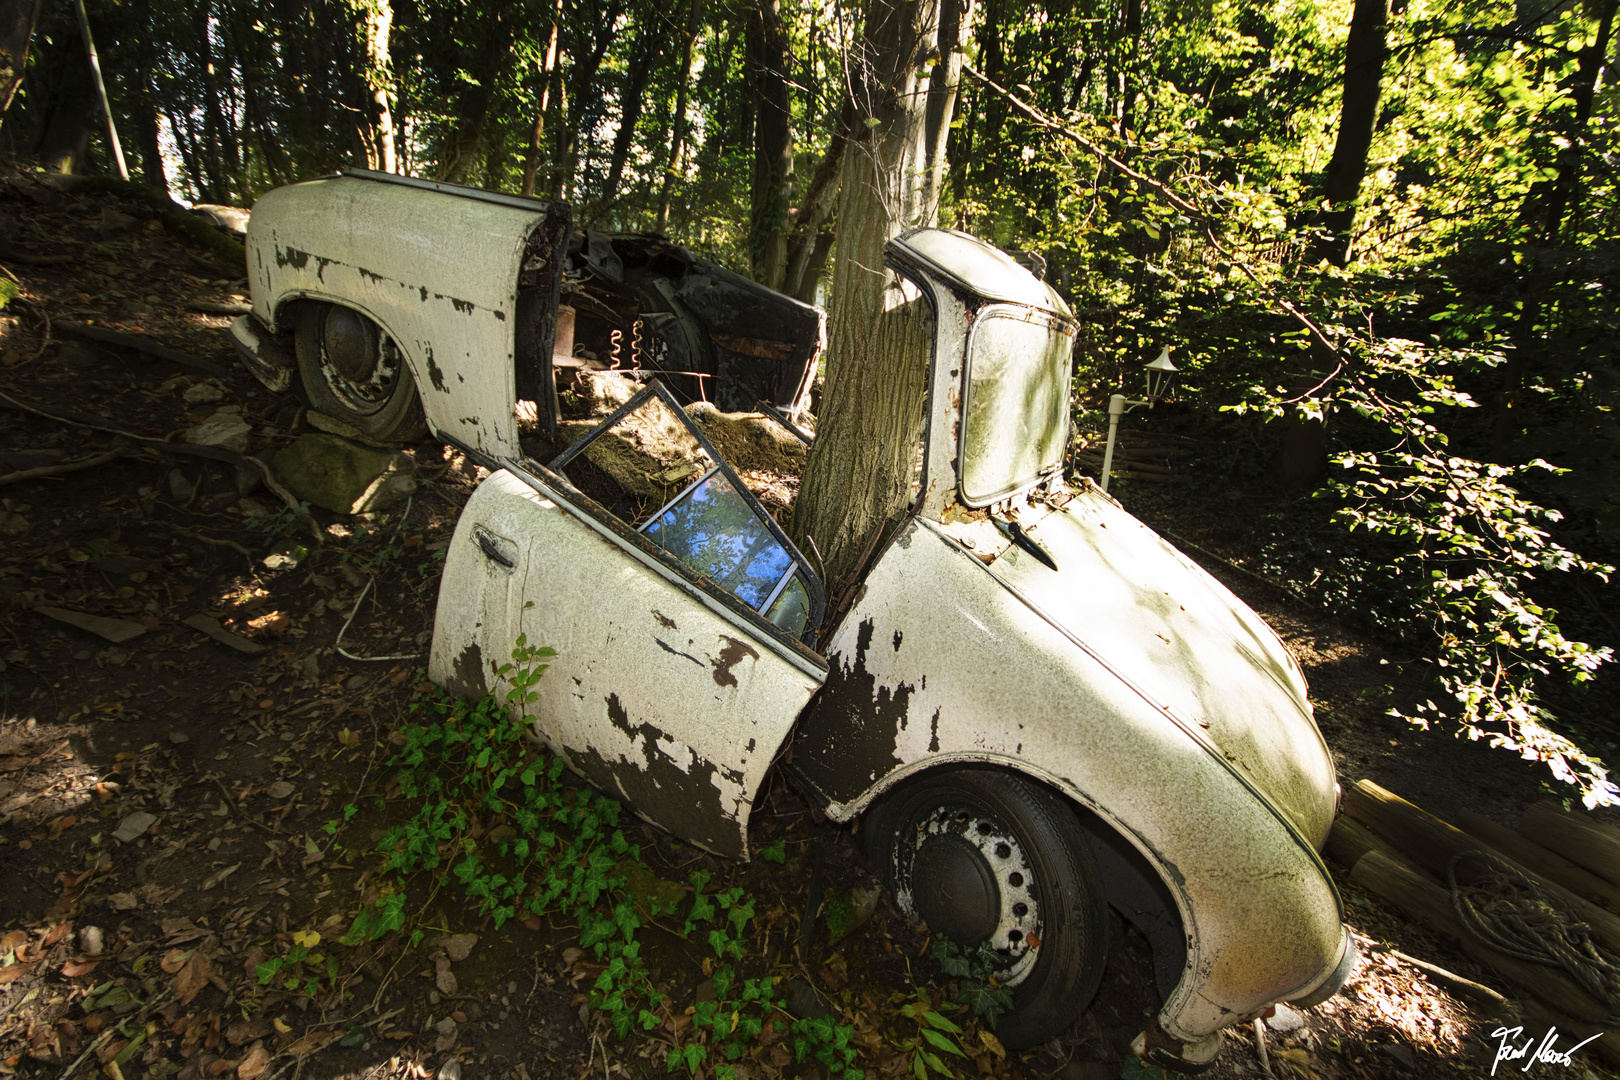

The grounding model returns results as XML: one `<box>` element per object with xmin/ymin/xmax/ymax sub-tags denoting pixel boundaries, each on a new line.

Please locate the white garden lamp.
<box><xmin>1099</xmin><ymin>346</ymin><xmax>1179</xmax><ymax>494</ymax></box>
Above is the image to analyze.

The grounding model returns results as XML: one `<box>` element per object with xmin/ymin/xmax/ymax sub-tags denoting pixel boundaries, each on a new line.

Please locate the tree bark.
<box><xmin>1306</xmin><ymin>0</ymin><xmax>1388</xmax><ymax>267</ymax></box>
<box><xmin>789</xmin><ymin>0</ymin><xmax>969</xmax><ymax>595</ymax></box>
<box><xmin>0</xmin><ymin>0</ymin><xmax>44</xmax><ymax>119</ymax></box>
<box><xmin>36</xmin><ymin>42</ymin><xmax>96</xmax><ymax>175</ymax></box>
<box><xmin>355</xmin><ymin>0</ymin><xmax>396</xmax><ymax>172</ymax></box>
<box><xmin>747</xmin><ymin>0</ymin><xmax>794</xmax><ymax>289</ymax></box>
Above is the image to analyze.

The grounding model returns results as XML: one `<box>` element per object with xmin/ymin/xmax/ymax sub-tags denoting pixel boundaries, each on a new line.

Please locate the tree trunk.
<box><xmin>356</xmin><ymin>0</ymin><xmax>396</xmax><ymax>172</ymax></box>
<box><xmin>1306</xmin><ymin>0</ymin><xmax>1388</xmax><ymax>267</ymax></box>
<box><xmin>520</xmin><ymin>0</ymin><xmax>563</xmax><ymax>198</ymax></box>
<box><xmin>747</xmin><ymin>0</ymin><xmax>793</xmax><ymax>288</ymax></box>
<box><xmin>0</xmin><ymin>0</ymin><xmax>44</xmax><ymax>119</ymax></box>
<box><xmin>655</xmin><ymin>0</ymin><xmax>701</xmax><ymax>232</ymax></box>
<box><xmin>1534</xmin><ymin>0</ymin><xmax>1615</xmax><ymax>244</ymax></box>
<box><xmin>599</xmin><ymin>13</ymin><xmax>660</xmax><ymax>213</ymax></box>
<box><xmin>556</xmin><ymin>0</ymin><xmax>624</xmax><ymax>201</ymax></box>
<box><xmin>36</xmin><ymin>45</ymin><xmax>96</xmax><ymax>175</ymax></box>
<box><xmin>435</xmin><ymin>7</ymin><xmax>516</xmax><ymax>184</ymax></box>
<box><xmin>789</xmin><ymin>0</ymin><xmax>968</xmax><ymax>595</ymax></box>
<box><xmin>783</xmin><ymin>103</ymin><xmax>851</xmax><ymax>300</ymax></box>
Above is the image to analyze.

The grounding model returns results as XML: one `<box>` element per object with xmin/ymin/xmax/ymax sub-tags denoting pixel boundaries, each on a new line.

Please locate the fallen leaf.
<box><xmin>0</xmin><ymin>961</ymin><xmax>36</xmax><ymax>984</ymax></box>
<box><xmin>43</xmin><ymin>923</ymin><xmax>73</xmax><ymax>947</ymax></box>
<box><xmin>0</xmin><ymin>930</ymin><xmax>26</xmax><ymax>952</ymax></box>
<box><xmin>283</xmin><ymin>1031</ymin><xmax>338</xmax><ymax>1058</ymax></box>
<box><xmin>978</xmin><ymin>1030</ymin><xmax>1006</xmax><ymax>1060</ymax></box>
<box><xmin>235</xmin><ymin>1045</ymin><xmax>269</xmax><ymax>1080</ymax></box>
<box><xmin>61</xmin><ymin>958</ymin><xmax>100</xmax><ymax>978</ymax></box>
<box><xmin>111</xmin><ymin>812</ymin><xmax>157</xmax><ymax>844</ymax></box>
<box><xmin>201</xmin><ymin>863</ymin><xmax>241</xmax><ymax>890</ymax></box>
<box><xmin>176</xmin><ymin>954</ymin><xmax>212</xmax><ymax>1005</ymax></box>
<box><xmin>34</xmin><ymin>606</ymin><xmax>147</xmax><ymax>643</ymax></box>
<box><xmin>49</xmin><ymin>815</ymin><xmax>78</xmax><ymax>839</ymax></box>
<box><xmin>265</xmin><ymin>781</ymin><xmax>294</xmax><ymax>800</ymax></box>
<box><xmin>290</xmin><ymin>931</ymin><xmax>318</xmax><ymax>949</ymax></box>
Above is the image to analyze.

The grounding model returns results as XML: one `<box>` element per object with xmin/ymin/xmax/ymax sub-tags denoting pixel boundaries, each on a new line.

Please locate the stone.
<box><xmin>112</xmin><ymin>811</ymin><xmax>157</xmax><ymax>843</ymax></box>
<box><xmin>440</xmin><ymin>933</ymin><xmax>477</xmax><ymax>963</ymax></box>
<box><xmin>270</xmin><ymin>433</ymin><xmax>416</xmax><ymax>515</ymax></box>
<box><xmin>1265</xmin><ymin>1002</ymin><xmax>1307</xmax><ymax>1034</ymax></box>
<box><xmin>99</xmin><ymin>207</ymin><xmax>138</xmax><ymax>233</ymax></box>
<box><xmin>80</xmin><ymin>925</ymin><xmax>105</xmax><ymax>956</ymax></box>
<box><xmin>184</xmin><ymin>412</ymin><xmax>252</xmax><ymax>453</ymax></box>
<box><xmin>822</xmin><ymin>885</ymin><xmax>880</xmax><ymax>945</ymax></box>
<box><xmin>183</xmin><ymin>381</ymin><xmax>226</xmax><ymax>405</ymax></box>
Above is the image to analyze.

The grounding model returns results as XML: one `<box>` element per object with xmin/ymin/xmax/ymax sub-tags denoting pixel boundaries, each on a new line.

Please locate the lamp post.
<box><xmin>1098</xmin><ymin>346</ymin><xmax>1180</xmax><ymax>494</ymax></box>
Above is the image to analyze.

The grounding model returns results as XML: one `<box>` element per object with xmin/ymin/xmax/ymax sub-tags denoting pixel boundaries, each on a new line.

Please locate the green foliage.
<box><xmin>931</xmin><ymin>936</ymin><xmax>1015</xmax><ymax>1028</ymax></box>
<box><xmin>893</xmin><ymin>989</ymin><xmax>967</xmax><ymax>1079</ymax></box>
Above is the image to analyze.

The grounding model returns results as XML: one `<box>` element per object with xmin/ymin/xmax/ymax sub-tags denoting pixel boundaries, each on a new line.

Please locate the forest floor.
<box><xmin>0</xmin><ymin>169</ymin><xmax>1616</xmax><ymax>1080</ymax></box>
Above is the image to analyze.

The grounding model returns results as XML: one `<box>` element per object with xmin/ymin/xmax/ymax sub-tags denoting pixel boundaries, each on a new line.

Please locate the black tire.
<box><xmin>863</xmin><ymin>767</ymin><xmax>1108</xmax><ymax>1050</ymax></box>
<box><xmin>295</xmin><ymin>304</ymin><xmax>428</xmax><ymax>443</ymax></box>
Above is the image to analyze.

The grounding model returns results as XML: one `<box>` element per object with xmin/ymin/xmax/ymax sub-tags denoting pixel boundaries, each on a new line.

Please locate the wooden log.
<box><xmin>1341</xmin><ymin>780</ymin><xmax>1620</xmax><ymax>953</ymax></box>
<box><xmin>1326</xmin><ymin>814</ymin><xmax>1416</xmax><ymax>875</ymax></box>
<box><xmin>1350</xmin><ymin>851</ymin><xmax>1612</xmax><ymax>1025</ymax></box>
<box><xmin>1457</xmin><ymin>807</ymin><xmax>1620</xmax><ymax>913</ymax></box>
<box><xmin>1520</xmin><ymin>801</ymin><xmax>1620</xmax><ymax>890</ymax></box>
<box><xmin>1518</xmin><ymin>996</ymin><xmax>1620</xmax><ymax>1070</ymax></box>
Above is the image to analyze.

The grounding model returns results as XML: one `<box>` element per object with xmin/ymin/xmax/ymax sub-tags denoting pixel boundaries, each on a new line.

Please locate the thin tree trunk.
<box><xmin>556</xmin><ymin>0</ymin><xmax>624</xmax><ymax>201</ymax></box>
<box><xmin>599</xmin><ymin>13</ymin><xmax>660</xmax><ymax>211</ymax></box>
<box><xmin>747</xmin><ymin>0</ymin><xmax>794</xmax><ymax>288</ymax></box>
<box><xmin>655</xmin><ymin>0</ymin><xmax>701</xmax><ymax>232</ymax></box>
<box><xmin>520</xmin><ymin>0</ymin><xmax>563</xmax><ymax>197</ymax></box>
<box><xmin>1307</xmin><ymin>0</ymin><xmax>1389</xmax><ymax>267</ymax></box>
<box><xmin>36</xmin><ymin>43</ymin><xmax>96</xmax><ymax>174</ymax></box>
<box><xmin>1537</xmin><ymin>0</ymin><xmax>1615</xmax><ymax>244</ymax></box>
<box><xmin>782</xmin><ymin>100</ymin><xmax>851</xmax><ymax>298</ymax></box>
<box><xmin>359</xmin><ymin>0</ymin><xmax>396</xmax><ymax>172</ymax></box>
<box><xmin>790</xmin><ymin>0</ymin><xmax>969</xmax><ymax>593</ymax></box>
<box><xmin>0</xmin><ymin>0</ymin><xmax>44</xmax><ymax>119</ymax></box>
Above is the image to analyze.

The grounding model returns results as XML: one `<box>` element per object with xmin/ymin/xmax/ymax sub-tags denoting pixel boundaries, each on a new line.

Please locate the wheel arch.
<box><xmin>839</xmin><ymin>753</ymin><xmax>1192</xmax><ymax>1004</ymax></box>
<box><xmin>271</xmin><ymin>291</ymin><xmax>440</xmax><ymax>439</ymax></box>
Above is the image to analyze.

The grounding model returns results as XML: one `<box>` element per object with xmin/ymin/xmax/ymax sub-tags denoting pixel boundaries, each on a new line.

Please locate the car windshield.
<box><xmin>958</xmin><ymin>308</ymin><xmax>1074</xmax><ymax>506</ymax></box>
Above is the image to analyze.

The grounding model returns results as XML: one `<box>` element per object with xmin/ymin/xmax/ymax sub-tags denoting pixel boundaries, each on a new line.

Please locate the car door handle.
<box><xmin>475</xmin><ymin>528</ymin><xmax>515</xmax><ymax>568</ymax></box>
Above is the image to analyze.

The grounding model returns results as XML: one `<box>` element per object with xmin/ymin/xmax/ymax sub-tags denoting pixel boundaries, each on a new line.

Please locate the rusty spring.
<box><xmin>608</xmin><ymin>320</ymin><xmax>645</xmax><ymax>371</ymax></box>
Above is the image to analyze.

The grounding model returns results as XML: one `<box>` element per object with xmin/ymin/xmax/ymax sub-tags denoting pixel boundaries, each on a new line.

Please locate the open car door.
<box><xmin>429</xmin><ymin>382</ymin><xmax>828</xmax><ymax>859</ymax></box>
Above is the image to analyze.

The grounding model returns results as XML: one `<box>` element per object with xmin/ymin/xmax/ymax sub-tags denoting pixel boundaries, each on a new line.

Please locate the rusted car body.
<box><xmin>418</xmin><ymin>226</ymin><xmax>1354</xmax><ymax>1066</ymax></box>
<box><xmin>230</xmin><ymin>170</ymin><xmax>822</xmax><ymax>456</ymax></box>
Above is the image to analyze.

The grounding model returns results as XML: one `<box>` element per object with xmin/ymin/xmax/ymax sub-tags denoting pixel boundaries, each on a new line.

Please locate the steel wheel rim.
<box><xmin>897</xmin><ymin>804</ymin><xmax>1042</xmax><ymax>987</ymax></box>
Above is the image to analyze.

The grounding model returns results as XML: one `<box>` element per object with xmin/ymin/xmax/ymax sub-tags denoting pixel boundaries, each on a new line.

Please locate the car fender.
<box><xmin>244</xmin><ymin>174</ymin><xmax>566</xmax><ymax>459</ymax></box>
<box><xmin>785</xmin><ymin>515</ymin><xmax>1346</xmax><ymax>1041</ymax></box>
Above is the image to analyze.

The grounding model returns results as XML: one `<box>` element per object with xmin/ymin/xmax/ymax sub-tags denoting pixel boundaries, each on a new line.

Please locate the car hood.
<box><xmin>967</xmin><ymin>490</ymin><xmax>1337</xmax><ymax>849</ymax></box>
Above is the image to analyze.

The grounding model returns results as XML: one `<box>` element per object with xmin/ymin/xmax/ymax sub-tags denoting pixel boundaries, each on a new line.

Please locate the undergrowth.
<box><xmin>289</xmin><ymin>636</ymin><xmax>871</xmax><ymax>1079</ymax></box>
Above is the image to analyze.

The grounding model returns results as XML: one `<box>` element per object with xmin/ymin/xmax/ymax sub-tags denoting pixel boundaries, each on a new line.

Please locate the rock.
<box><xmin>306</xmin><ymin>409</ymin><xmax>394</xmax><ymax>448</ymax></box>
<box><xmin>437</xmin><ymin>1060</ymin><xmax>461</xmax><ymax>1080</ymax></box>
<box><xmin>822</xmin><ymin>885</ymin><xmax>880</xmax><ymax>945</ymax></box>
<box><xmin>184</xmin><ymin>381</ymin><xmax>226</xmax><ymax>405</ymax></box>
<box><xmin>0</xmin><ymin>510</ymin><xmax>29</xmax><ymax>537</ymax></box>
<box><xmin>1266</xmin><ymin>1002</ymin><xmax>1307</xmax><ymax>1034</ymax></box>
<box><xmin>80</xmin><ymin>925</ymin><xmax>105</xmax><ymax>956</ymax></box>
<box><xmin>270</xmin><ymin>433</ymin><xmax>416</xmax><ymax>515</ymax></box>
<box><xmin>112</xmin><ymin>811</ymin><xmax>157</xmax><ymax>843</ymax></box>
<box><xmin>99</xmin><ymin>207</ymin><xmax>138</xmax><ymax>233</ymax></box>
<box><xmin>440</xmin><ymin>933</ymin><xmax>478</xmax><ymax>962</ymax></box>
<box><xmin>781</xmin><ymin>976</ymin><xmax>833</xmax><ymax>1020</ymax></box>
<box><xmin>265</xmin><ymin>781</ymin><xmax>295</xmax><ymax>800</ymax></box>
<box><xmin>434</xmin><ymin>951</ymin><xmax>457</xmax><ymax>995</ymax></box>
<box><xmin>184</xmin><ymin>412</ymin><xmax>252</xmax><ymax>453</ymax></box>
<box><xmin>168</xmin><ymin>469</ymin><xmax>194</xmax><ymax>501</ymax></box>
<box><xmin>105</xmin><ymin>892</ymin><xmax>138</xmax><ymax>910</ymax></box>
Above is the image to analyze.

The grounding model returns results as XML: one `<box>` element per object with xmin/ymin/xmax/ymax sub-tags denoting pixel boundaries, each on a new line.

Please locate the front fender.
<box><xmin>786</xmin><ymin>517</ymin><xmax>1346</xmax><ymax>1040</ymax></box>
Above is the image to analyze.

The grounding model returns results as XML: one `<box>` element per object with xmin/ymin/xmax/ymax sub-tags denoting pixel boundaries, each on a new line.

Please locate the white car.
<box><xmin>234</xmin><ymin>172</ymin><xmax>1353</xmax><ymax>1066</ymax></box>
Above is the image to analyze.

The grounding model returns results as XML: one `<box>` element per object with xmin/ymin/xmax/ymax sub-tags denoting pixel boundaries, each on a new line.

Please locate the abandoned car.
<box><xmin>231</xmin><ymin>173</ymin><xmax>1354</xmax><ymax>1067</ymax></box>
<box><xmin>231</xmin><ymin>169</ymin><xmax>823</xmax><ymax>455</ymax></box>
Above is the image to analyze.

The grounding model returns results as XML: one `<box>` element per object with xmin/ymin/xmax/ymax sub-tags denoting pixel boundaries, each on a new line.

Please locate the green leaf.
<box><xmin>920</xmin><ymin>1027</ymin><xmax>965</xmax><ymax>1056</ymax></box>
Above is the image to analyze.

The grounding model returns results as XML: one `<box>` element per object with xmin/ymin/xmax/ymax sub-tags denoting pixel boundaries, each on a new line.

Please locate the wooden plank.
<box><xmin>1341</xmin><ymin>780</ymin><xmax>1620</xmax><ymax>953</ymax></box>
<box><xmin>1520</xmin><ymin>801</ymin><xmax>1620</xmax><ymax>890</ymax></box>
<box><xmin>1350</xmin><ymin>851</ymin><xmax>1611</xmax><ymax>1025</ymax></box>
<box><xmin>1456</xmin><ymin>807</ymin><xmax>1620</xmax><ymax>913</ymax></box>
<box><xmin>1518</xmin><ymin>996</ymin><xmax>1620</xmax><ymax>1070</ymax></box>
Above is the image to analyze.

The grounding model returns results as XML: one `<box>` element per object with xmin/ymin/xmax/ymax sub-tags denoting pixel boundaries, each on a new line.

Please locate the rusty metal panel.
<box><xmin>430</xmin><ymin>469</ymin><xmax>824</xmax><ymax>859</ymax></box>
<box><xmin>786</xmin><ymin>513</ymin><xmax>1344</xmax><ymax>1042</ymax></box>
<box><xmin>245</xmin><ymin>175</ymin><xmax>544</xmax><ymax>459</ymax></box>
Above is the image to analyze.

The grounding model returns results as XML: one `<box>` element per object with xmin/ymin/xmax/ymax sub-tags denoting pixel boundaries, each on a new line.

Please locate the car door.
<box><xmin>429</xmin><ymin>381</ymin><xmax>828</xmax><ymax>859</ymax></box>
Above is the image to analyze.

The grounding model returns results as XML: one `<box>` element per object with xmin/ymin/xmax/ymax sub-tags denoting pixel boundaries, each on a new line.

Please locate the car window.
<box><xmin>959</xmin><ymin>308</ymin><xmax>1074</xmax><ymax>506</ymax></box>
<box><xmin>641</xmin><ymin>467</ymin><xmax>805</xmax><ymax>630</ymax></box>
<box><xmin>550</xmin><ymin>379</ymin><xmax>824</xmax><ymax>640</ymax></box>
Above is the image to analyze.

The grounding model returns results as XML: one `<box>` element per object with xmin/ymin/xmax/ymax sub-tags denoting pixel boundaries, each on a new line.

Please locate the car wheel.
<box><xmin>864</xmin><ymin>767</ymin><xmax>1108</xmax><ymax>1050</ymax></box>
<box><xmin>295</xmin><ymin>304</ymin><xmax>427</xmax><ymax>442</ymax></box>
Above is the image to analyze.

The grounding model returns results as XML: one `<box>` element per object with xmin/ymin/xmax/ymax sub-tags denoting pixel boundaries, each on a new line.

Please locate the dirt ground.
<box><xmin>1</xmin><ymin>171</ymin><xmax>1616</xmax><ymax>1080</ymax></box>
